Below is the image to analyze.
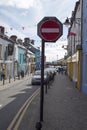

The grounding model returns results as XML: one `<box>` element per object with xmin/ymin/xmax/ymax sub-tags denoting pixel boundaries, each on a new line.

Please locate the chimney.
<box><xmin>31</xmin><ymin>39</ymin><xmax>34</xmax><ymax>45</ymax></box>
<box><xmin>0</xmin><ymin>26</ymin><xmax>5</xmax><ymax>34</ymax></box>
<box><xmin>10</xmin><ymin>35</ymin><xmax>17</xmax><ymax>42</ymax></box>
<box><xmin>17</xmin><ymin>39</ymin><xmax>23</xmax><ymax>45</ymax></box>
<box><xmin>24</xmin><ymin>37</ymin><xmax>30</xmax><ymax>44</ymax></box>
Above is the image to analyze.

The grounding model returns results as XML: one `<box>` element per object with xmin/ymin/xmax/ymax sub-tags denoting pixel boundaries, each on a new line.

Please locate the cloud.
<box><xmin>0</xmin><ymin>19</ymin><xmax>26</xmax><ymax>39</ymax></box>
<box><xmin>45</xmin><ymin>40</ymin><xmax>67</xmax><ymax>61</ymax></box>
<box><xmin>0</xmin><ymin>0</ymin><xmax>78</xmax><ymax>39</ymax></box>
<box><xmin>0</xmin><ymin>0</ymin><xmax>78</xmax><ymax>61</ymax></box>
<box><xmin>21</xmin><ymin>11</ymin><xmax>28</xmax><ymax>16</ymax></box>
<box><xmin>0</xmin><ymin>0</ymin><xmax>35</xmax><ymax>8</ymax></box>
<box><xmin>0</xmin><ymin>0</ymin><xmax>78</xmax><ymax>24</ymax></box>
<box><xmin>0</xmin><ymin>8</ymin><xmax>21</xmax><ymax>24</ymax></box>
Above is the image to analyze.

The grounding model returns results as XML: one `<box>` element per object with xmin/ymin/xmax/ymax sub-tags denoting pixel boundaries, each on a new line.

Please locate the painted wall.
<box><xmin>81</xmin><ymin>0</ymin><xmax>87</xmax><ymax>94</ymax></box>
<box><xmin>18</xmin><ymin>46</ymin><xmax>27</xmax><ymax>75</ymax></box>
<box><xmin>35</xmin><ymin>49</ymin><xmax>41</xmax><ymax>70</ymax></box>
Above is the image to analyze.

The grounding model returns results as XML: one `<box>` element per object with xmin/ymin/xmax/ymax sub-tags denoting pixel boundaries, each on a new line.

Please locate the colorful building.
<box><xmin>17</xmin><ymin>44</ymin><xmax>27</xmax><ymax>76</ymax></box>
<box><xmin>66</xmin><ymin>1</ymin><xmax>82</xmax><ymax>91</ymax></box>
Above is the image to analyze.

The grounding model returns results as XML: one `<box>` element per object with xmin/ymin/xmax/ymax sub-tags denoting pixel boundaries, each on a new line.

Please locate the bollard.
<box><xmin>14</xmin><ymin>76</ymin><xmax>15</xmax><ymax>81</ymax></box>
<box><xmin>45</xmin><ymin>83</ymin><xmax>48</xmax><ymax>94</ymax></box>
<box><xmin>3</xmin><ymin>77</ymin><xmax>5</xmax><ymax>85</ymax></box>
<box><xmin>19</xmin><ymin>76</ymin><xmax>20</xmax><ymax>80</ymax></box>
<box><xmin>18</xmin><ymin>74</ymin><xmax>20</xmax><ymax>80</ymax></box>
<box><xmin>48</xmin><ymin>82</ymin><xmax>50</xmax><ymax>89</ymax></box>
<box><xmin>9</xmin><ymin>75</ymin><xmax>11</xmax><ymax>83</ymax></box>
<box><xmin>2</xmin><ymin>74</ymin><xmax>5</xmax><ymax>85</ymax></box>
<box><xmin>35</xmin><ymin>122</ymin><xmax>42</xmax><ymax>130</ymax></box>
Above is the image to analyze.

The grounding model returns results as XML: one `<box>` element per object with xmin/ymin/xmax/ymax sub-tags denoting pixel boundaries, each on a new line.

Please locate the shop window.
<box><xmin>8</xmin><ymin>44</ymin><xmax>14</xmax><ymax>55</ymax></box>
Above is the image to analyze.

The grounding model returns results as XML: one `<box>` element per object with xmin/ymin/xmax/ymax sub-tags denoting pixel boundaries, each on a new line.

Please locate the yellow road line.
<box><xmin>7</xmin><ymin>88</ymin><xmax>40</xmax><ymax>130</ymax></box>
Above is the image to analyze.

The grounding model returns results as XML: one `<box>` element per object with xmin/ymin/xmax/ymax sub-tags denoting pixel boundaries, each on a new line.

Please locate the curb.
<box><xmin>0</xmin><ymin>74</ymin><xmax>32</xmax><ymax>91</ymax></box>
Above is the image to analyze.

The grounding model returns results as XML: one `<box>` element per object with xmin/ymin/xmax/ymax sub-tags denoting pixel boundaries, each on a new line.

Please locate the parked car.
<box><xmin>31</xmin><ymin>70</ymin><xmax>49</xmax><ymax>85</ymax></box>
<box><xmin>45</xmin><ymin>67</ymin><xmax>56</xmax><ymax>80</ymax></box>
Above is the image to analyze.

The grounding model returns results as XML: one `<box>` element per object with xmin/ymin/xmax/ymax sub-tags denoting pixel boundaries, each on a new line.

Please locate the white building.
<box><xmin>67</xmin><ymin>0</ymin><xmax>82</xmax><ymax>89</ymax></box>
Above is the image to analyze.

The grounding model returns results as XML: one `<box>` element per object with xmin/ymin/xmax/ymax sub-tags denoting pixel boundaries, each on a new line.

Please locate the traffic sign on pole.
<box><xmin>37</xmin><ymin>17</ymin><xmax>63</xmax><ymax>42</ymax></box>
<box><xmin>37</xmin><ymin>16</ymin><xmax>63</xmax><ymax>124</ymax></box>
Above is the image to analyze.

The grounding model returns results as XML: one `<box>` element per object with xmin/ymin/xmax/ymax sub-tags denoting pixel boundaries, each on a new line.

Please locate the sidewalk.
<box><xmin>40</xmin><ymin>73</ymin><xmax>87</xmax><ymax>130</ymax></box>
<box><xmin>1</xmin><ymin>72</ymin><xmax>87</xmax><ymax>130</ymax></box>
<box><xmin>18</xmin><ymin>73</ymin><xmax>87</xmax><ymax>130</ymax></box>
<box><xmin>0</xmin><ymin>74</ymin><xmax>32</xmax><ymax>91</ymax></box>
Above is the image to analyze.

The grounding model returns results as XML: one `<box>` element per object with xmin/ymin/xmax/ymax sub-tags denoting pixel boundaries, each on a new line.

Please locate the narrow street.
<box><xmin>0</xmin><ymin>73</ymin><xmax>87</xmax><ymax>130</ymax></box>
<box><xmin>0</xmin><ymin>76</ymin><xmax>40</xmax><ymax>130</ymax></box>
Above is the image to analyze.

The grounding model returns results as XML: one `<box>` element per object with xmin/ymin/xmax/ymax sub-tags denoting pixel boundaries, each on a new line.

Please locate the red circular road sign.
<box><xmin>37</xmin><ymin>17</ymin><xmax>63</xmax><ymax>42</ymax></box>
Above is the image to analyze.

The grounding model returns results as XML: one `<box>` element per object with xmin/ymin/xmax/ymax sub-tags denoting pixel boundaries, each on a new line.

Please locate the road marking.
<box><xmin>0</xmin><ymin>104</ymin><xmax>2</xmax><ymax>108</ymax></box>
<box><xmin>7</xmin><ymin>88</ymin><xmax>40</xmax><ymax>130</ymax></box>
<box><xmin>14</xmin><ymin>91</ymin><xmax>39</xmax><ymax>130</ymax></box>
<box><xmin>28</xmin><ymin>86</ymin><xmax>32</xmax><ymax>89</ymax></box>
<box><xmin>19</xmin><ymin>91</ymin><xmax>26</xmax><ymax>94</ymax></box>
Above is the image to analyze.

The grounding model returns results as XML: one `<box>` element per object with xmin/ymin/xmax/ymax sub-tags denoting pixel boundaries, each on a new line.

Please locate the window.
<box><xmin>8</xmin><ymin>44</ymin><xmax>14</xmax><ymax>55</ymax></box>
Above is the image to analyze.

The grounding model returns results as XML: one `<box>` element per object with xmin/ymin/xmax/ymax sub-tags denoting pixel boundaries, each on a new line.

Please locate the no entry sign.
<box><xmin>37</xmin><ymin>17</ymin><xmax>63</xmax><ymax>42</ymax></box>
<box><xmin>37</xmin><ymin>17</ymin><xmax>63</xmax><ymax>122</ymax></box>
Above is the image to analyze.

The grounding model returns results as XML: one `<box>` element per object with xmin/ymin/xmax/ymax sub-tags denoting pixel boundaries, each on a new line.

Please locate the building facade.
<box><xmin>0</xmin><ymin>27</ymin><xmax>15</xmax><ymax>79</ymax></box>
<box><xmin>67</xmin><ymin>0</ymin><xmax>82</xmax><ymax>90</ymax></box>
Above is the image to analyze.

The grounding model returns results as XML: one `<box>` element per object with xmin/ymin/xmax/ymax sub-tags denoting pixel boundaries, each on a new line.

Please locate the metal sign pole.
<box><xmin>37</xmin><ymin>17</ymin><xmax>63</xmax><ymax>130</ymax></box>
<box><xmin>40</xmin><ymin>39</ymin><xmax>45</xmax><ymax>122</ymax></box>
<box><xmin>36</xmin><ymin>40</ymin><xmax>45</xmax><ymax>130</ymax></box>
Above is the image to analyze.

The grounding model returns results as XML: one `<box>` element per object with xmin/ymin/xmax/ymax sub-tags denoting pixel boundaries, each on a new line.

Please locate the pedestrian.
<box><xmin>21</xmin><ymin>70</ymin><xmax>24</xmax><ymax>78</ymax></box>
<box><xmin>1</xmin><ymin>72</ymin><xmax>5</xmax><ymax>80</ymax></box>
<box><xmin>18</xmin><ymin>71</ymin><xmax>20</xmax><ymax>79</ymax></box>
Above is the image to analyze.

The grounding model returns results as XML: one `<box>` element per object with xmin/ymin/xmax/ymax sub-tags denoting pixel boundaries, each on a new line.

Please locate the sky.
<box><xmin>0</xmin><ymin>0</ymin><xmax>78</xmax><ymax>62</ymax></box>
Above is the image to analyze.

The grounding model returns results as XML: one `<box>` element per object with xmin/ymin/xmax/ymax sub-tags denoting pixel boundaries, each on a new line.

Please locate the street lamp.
<box><xmin>64</xmin><ymin>17</ymin><xmax>81</xmax><ymax>53</ymax></box>
<box><xmin>57</xmin><ymin>55</ymin><xmax>58</xmax><ymax>64</ymax></box>
<box><xmin>63</xmin><ymin>17</ymin><xmax>71</xmax><ymax>27</ymax></box>
<box><xmin>64</xmin><ymin>17</ymin><xmax>81</xmax><ymax>26</ymax></box>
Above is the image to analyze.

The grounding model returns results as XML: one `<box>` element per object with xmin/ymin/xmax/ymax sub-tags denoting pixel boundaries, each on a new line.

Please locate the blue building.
<box><xmin>81</xmin><ymin>0</ymin><xmax>87</xmax><ymax>94</ymax></box>
<box><xmin>35</xmin><ymin>49</ymin><xmax>41</xmax><ymax>70</ymax></box>
<box><xmin>23</xmin><ymin>37</ymin><xmax>41</xmax><ymax>70</ymax></box>
<box><xmin>18</xmin><ymin>45</ymin><xmax>27</xmax><ymax>75</ymax></box>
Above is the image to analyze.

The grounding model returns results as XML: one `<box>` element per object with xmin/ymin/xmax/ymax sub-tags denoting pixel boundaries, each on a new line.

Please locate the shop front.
<box><xmin>72</xmin><ymin>52</ymin><xmax>78</xmax><ymax>83</ymax></box>
<box><xmin>67</xmin><ymin>56</ymin><xmax>73</xmax><ymax>80</ymax></box>
<box><xmin>72</xmin><ymin>50</ymin><xmax>81</xmax><ymax>90</ymax></box>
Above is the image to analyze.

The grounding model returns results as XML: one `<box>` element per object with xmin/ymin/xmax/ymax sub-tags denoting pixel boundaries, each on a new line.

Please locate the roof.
<box><xmin>18</xmin><ymin>44</ymin><xmax>27</xmax><ymax>50</ymax></box>
<box><xmin>27</xmin><ymin>50</ymin><xmax>35</xmax><ymax>55</ymax></box>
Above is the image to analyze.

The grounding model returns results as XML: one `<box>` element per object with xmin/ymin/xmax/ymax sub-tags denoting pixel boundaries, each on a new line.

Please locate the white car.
<box><xmin>31</xmin><ymin>70</ymin><xmax>48</xmax><ymax>85</ymax></box>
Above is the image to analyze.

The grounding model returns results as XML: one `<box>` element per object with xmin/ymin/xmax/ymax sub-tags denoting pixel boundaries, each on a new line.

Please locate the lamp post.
<box><xmin>57</xmin><ymin>55</ymin><xmax>58</xmax><ymax>64</ymax></box>
<box><xmin>64</xmin><ymin>17</ymin><xmax>81</xmax><ymax>54</ymax></box>
<box><xmin>64</xmin><ymin>17</ymin><xmax>81</xmax><ymax>26</ymax></box>
<box><xmin>63</xmin><ymin>17</ymin><xmax>71</xmax><ymax>27</ymax></box>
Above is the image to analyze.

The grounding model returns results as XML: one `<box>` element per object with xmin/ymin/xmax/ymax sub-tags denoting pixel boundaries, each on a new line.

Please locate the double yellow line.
<box><xmin>7</xmin><ymin>88</ymin><xmax>40</xmax><ymax>130</ymax></box>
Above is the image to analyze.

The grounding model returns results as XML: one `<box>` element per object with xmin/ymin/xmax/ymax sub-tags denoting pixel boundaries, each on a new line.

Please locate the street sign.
<box><xmin>37</xmin><ymin>17</ymin><xmax>63</xmax><ymax>42</ymax></box>
<box><xmin>37</xmin><ymin>17</ymin><xmax>63</xmax><ymax>122</ymax></box>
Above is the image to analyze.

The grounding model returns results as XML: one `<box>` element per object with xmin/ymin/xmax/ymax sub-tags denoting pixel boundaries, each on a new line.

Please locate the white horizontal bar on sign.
<box><xmin>42</xmin><ymin>28</ymin><xmax>59</xmax><ymax>33</ymax></box>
